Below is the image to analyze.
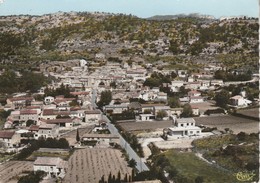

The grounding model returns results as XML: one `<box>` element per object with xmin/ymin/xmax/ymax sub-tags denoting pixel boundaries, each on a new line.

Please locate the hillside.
<box><xmin>0</xmin><ymin>12</ymin><xmax>258</xmax><ymax>71</ymax></box>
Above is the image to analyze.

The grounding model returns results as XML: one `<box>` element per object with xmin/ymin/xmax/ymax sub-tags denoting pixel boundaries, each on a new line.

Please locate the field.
<box><xmin>0</xmin><ymin>161</ymin><xmax>33</xmax><ymax>183</ymax></box>
<box><xmin>236</xmin><ymin>108</ymin><xmax>259</xmax><ymax>119</ymax></box>
<box><xmin>118</xmin><ymin>121</ymin><xmax>172</xmax><ymax>132</ymax></box>
<box><xmin>63</xmin><ymin>148</ymin><xmax>132</xmax><ymax>183</ymax></box>
<box><xmin>194</xmin><ymin>115</ymin><xmax>258</xmax><ymax>134</ymax></box>
<box><xmin>155</xmin><ymin>150</ymin><xmax>237</xmax><ymax>183</ymax></box>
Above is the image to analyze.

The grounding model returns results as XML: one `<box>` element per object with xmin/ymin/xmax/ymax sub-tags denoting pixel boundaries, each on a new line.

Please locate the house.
<box><xmin>169</xmin><ymin>108</ymin><xmax>183</xmax><ymax>118</ymax></box>
<box><xmin>185</xmin><ymin>82</ymin><xmax>201</xmax><ymax>90</ymax></box>
<box><xmin>45</xmin><ymin>118</ymin><xmax>74</xmax><ymax>128</ymax></box>
<box><xmin>136</xmin><ymin>114</ymin><xmax>155</xmax><ymax>121</ymax></box>
<box><xmin>103</xmin><ymin>104</ymin><xmax>128</xmax><ymax>114</ymax></box>
<box><xmin>44</xmin><ymin>96</ymin><xmax>55</xmax><ymax>105</ymax></box>
<box><xmin>34</xmin><ymin>157</ymin><xmax>67</xmax><ymax>178</ymax></box>
<box><xmin>35</xmin><ymin>124</ymin><xmax>59</xmax><ymax>139</ymax></box>
<box><xmin>156</xmin><ymin>92</ymin><xmax>167</xmax><ymax>101</ymax></box>
<box><xmin>188</xmin><ymin>90</ymin><xmax>201</xmax><ymax>97</ymax></box>
<box><xmin>81</xmin><ymin>134</ymin><xmax>119</xmax><ymax>146</ymax></box>
<box><xmin>0</xmin><ymin>130</ymin><xmax>20</xmax><ymax>148</ymax></box>
<box><xmin>19</xmin><ymin>109</ymin><xmax>39</xmax><ymax>123</ymax></box>
<box><xmin>167</xmin><ymin>118</ymin><xmax>201</xmax><ymax>137</ymax></box>
<box><xmin>189</xmin><ymin>96</ymin><xmax>204</xmax><ymax>103</ymax></box>
<box><xmin>229</xmin><ymin>95</ymin><xmax>252</xmax><ymax>107</ymax></box>
<box><xmin>85</xmin><ymin>110</ymin><xmax>102</xmax><ymax>123</ymax></box>
<box><xmin>6</xmin><ymin>96</ymin><xmax>35</xmax><ymax>109</ymax></box>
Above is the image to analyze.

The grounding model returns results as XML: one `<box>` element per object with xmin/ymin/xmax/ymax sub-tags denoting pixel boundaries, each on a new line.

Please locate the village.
<box><xmin>0</xmin><ymin>54</ymin><xmax>258</xmax><ymax>182</ymax></box>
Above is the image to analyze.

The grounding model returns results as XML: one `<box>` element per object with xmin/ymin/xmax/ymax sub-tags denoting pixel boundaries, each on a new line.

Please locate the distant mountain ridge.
<box><xmin>146</xmin><ymin>13</ymin><xmax>216</xmax><ymax>20</ymax></box>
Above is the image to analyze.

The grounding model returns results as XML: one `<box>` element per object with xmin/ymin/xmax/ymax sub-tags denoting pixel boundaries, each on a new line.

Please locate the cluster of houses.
<box><xmin>0</xmin><ymin>93</ymin><xmax>103</xmax><ymax>149</ymax></box>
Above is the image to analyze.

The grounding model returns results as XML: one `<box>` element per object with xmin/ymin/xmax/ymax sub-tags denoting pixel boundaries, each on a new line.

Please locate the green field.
<box><xmin>155</xmin><ymin>150</ymin><xmax>237</xmax><ymax>183</ymax></box>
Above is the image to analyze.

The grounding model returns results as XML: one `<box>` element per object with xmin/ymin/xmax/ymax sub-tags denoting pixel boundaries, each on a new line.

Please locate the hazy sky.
<box><xmin>0</xmin><ymin>0</ymin><xmax>258</xmax><ymax>18</ymax></box>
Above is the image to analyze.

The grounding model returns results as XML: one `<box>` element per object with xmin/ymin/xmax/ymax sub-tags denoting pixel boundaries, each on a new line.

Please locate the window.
<box><xmin>190</xmin><ymin>131</ymin><xmax>193</xmax><ymax>134</ymax></box>
<box><xmin>191</xmin><ymin>123</ymin><xmax>193</xmax><ymax>125</ymax></box>
<box><xmin>197</xmin><ymin>131</ymin><xmax>200</xmax><ymax>133</ymax></box>
<box><xmin>187</xmin><ymin>123</ymin><xmax>189</xmax><ymax>126</ymax></box>
<box><xmin>181</xmin><ymin>124</ymin><xmax>184</xmax><ymax>127</ymax></box>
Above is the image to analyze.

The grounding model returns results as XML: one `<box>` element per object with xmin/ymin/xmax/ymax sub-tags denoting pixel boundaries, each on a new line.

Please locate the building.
<box><xmin>35</xmin><ymin>124</ymin><xmax>59</xmax><ymax>139</ymax></box>
<box><xmin>0</xmin><ymin>130</ymin><xmax>20</xmax><ymax>148</ymax></box>
<box><xmin>229</xmin><ymin>95</ymin><xmax>252</xmax><ymax>107</ymax></box>
<box><xmin>19</xmin><ymin>109</ymin><xmax>39</xmax><ymax>123</ymax></box>
<box><xmin>34</xmin><ymin>157</ymin><xmax>67</xmax><ymax>178</ymax></box>
<box><xmin>81</xmin><ymin>134</ymin><xmax>119</xmax><ymax>146</ymax></box>
<box><xmin>167</xmin><ymin>118</ymin><xmax>201</xmax><ymax>137</ymax></box>
<box><xmin>85</xmin><ymin>110</ymin><xmax>102</xmax><ymax>123</ymax></box>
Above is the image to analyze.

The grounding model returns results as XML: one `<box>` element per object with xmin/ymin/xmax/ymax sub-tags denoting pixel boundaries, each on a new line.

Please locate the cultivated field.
<box><xmin>236</xmin><ymin>108</ymin><xmax>259</xmax><ymax>119</ymax></box>
<box><xmin>119</xmin><ymin>121</ymin><xmax>173</xmax><ymax>132</ymax></box>
<box><xmin>63</xmin><ymin>148</ymin><xmax>132</xmax><ymax>183</ymax></box>
<box><xmin>194</xmin><ymin>115</ymin><xmax>259</xmax><ymax>134</ymax></box>
<box><xmin>0</xmin><ymin>161</ymin><xmax>33</xmax><ymax>183</ymax></box>
<box><xmin>60</xmin><ymin>126</ymin><xmax>94</xmax><ymax>145</ymax></box>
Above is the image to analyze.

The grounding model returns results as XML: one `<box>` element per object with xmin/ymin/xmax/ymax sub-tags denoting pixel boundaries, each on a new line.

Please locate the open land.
<box><xmin>64</xmin><ymin>148</ymin><xmax>132</xmax><ymax>183</ymax></box>
<box><xmin>0</xmin><ymin>161</ymin><xmax>33</xmax><ymax>183</ymax></box>
<box><xmin>118</xmin><ymin>121</ymin><xmax>172</xmax><ymax>132</ymax></box>
<box><xmin>194</xmin><ymin>115</ymin><xmax>259</xmax><ymax>134</ymax></box>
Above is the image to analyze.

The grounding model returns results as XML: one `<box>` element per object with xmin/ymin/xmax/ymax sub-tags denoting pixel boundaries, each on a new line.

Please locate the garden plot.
<box><xmin>0</xmin><ymin>161</ymin><xmax>33</xmax><ymax>183</ymax></box>
<box><xmin>194</xmin><ymin>115</ymin><xmax>258</xmax><ymax>134</ymax></box>
<box><xmin>63</xmin><ymin>148</ymin><xmax>132</xmax><ymax>183</ymax></box>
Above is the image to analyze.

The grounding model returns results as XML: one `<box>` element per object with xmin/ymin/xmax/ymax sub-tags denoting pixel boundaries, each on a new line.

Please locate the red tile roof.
<box><xmin>0</xmin><ymin>131</ymin><xmax>15</xmax><ymax>139</ymax></box>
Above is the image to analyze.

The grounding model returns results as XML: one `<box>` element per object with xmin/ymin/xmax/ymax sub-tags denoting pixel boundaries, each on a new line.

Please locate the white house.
<box><xmin>230</xmin><ymin>95</ymin><xmax>252</xmax><ymax>107</ymax></box>
<box><xmin>189</xmin><ymin>96</ymin><xmax>204</xmax><ymax>103</ymax></box>
<box><xmin>34</xmin><ymin>157</ymin><xmax>67</xmax><ymax>178</ymax></box>
<box><xmin>136</xmin><ymin>114</ymin><xmax>155</xmax><ymax>121</ymax></box>
<box><xmin>44</xmin><ymin>96</ymin><xmax>55</xmax><ymax>105</ymax></box>
<box><xmin>167</xmin><ymin>118</ymin><xmax>201</xmax><ymax>137</ymax></box>
<box><xmin>85</xmin><ymin>110</ymin><xmax>102</xmax><ymax>123</ymax></box>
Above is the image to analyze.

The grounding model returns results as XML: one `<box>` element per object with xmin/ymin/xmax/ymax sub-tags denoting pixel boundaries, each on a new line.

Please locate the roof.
<box><xmin>177</xmin><ymin>118</ymin><xmax>196</xmax><ymax>124</ymax></box>
<box><xmin>29</xmin><ymin>125</ymin><xmax>39</xmax><ymax>131</ymax></box>
<box><xmin>85</xmin><ymin>110</ymin><xmax>101</xmax><ymax>114</ymax></box>
<box><xmin>20</xmin><ymin>110</ymin><xmax>37</xmax><ymax>115</ymax></box>
<box><xmin>0</xmin><ymin>131</ymin><xmax>15</xmax><ymax>139</ymax></box>
<box><xmin>230</xmin><ymin>95</ymin><xmax>243</xmax><ymax>100</ymax></box>
<box><xmin>39</xmin><ymin>124</ymin><xmax>57</xmax><ymax>129</ymax></box>
<box><xmin>46</xmin><ymin>118</ymin><xmax>73</xmax><ymax>124</ymax></box>
<box><xmin>70</xmin><ymin>91</ymin><xmax>89</xmax><ymax>96</ymax></box>
<box><xmin>8</xmin><ymin>96</ymin><xmax>34</xmax><ymax>102</ymax></box>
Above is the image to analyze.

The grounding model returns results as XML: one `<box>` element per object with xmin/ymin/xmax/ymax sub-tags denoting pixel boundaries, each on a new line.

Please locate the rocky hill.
<box><xmin>0</xmin><ymin>12</ymin><xmax>258</xmax><ymax>70</ymax></box>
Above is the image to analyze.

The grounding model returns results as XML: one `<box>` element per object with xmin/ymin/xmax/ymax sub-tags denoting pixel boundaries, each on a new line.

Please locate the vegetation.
<box><xmin>0</xmin><ymin>70</ymin><xmax>50</xmax><ymax>94</ymax></box>
<box><xmin>144</xmin><ymin>71</ymin><xmax>177</xmax><ymax>88</ymax></box>
<box><xmin>98</xmin><ymin>90</ymin><xmax>112</xmax><ymax>108</ymax></box>
<box><xmin>18</xmin><ymin>171</ymin><xmax>46</xmax><ymax>183</ymax></box>
<box><xmin>215</xmin><ymin>90</ymin><xmax>231</xmax><ymax>108</ymax></box>
<box><xmin>152</xmin><ymin>149</ymin><xmax>237</xmax><ymax>183</ymax></box>
<box><xmin>193</xmin><ymin>133</ymin><xmax>259</xmax><ymax>181</ymax></box>
<box><xmin>16</xmin><ymin>137</ymin><xmax>70</xmax><ymax>160</ymax></box>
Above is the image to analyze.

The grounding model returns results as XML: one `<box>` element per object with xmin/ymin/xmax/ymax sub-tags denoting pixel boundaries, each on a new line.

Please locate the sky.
<box><xmin>0</xmin><ymin>0</ymin><xmax>258</xmax><ymax>18</ymax></box>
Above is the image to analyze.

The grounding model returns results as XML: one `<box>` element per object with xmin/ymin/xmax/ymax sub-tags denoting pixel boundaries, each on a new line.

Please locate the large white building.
<box><xmin>167</xmin><ymin>118</ymin><xmax>201</xmax><ymax>137</ymax></box>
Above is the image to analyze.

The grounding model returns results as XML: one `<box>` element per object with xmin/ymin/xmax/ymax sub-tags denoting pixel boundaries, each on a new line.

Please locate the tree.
<box><xmin>195</xmin><ymin>176</ymin><xmax>204</xmax><ymax>183</ymax></box>
<box><xmin>215</xmin><ymin>90</ymin><xmax>230</xmax><ymax>108</ymax></box>
<box><xmin>168</xmin><ymin>97</ymin><xmax>180</xmax><ymax>108</ymax></box>
<box><xmin>76</xmin><ymin>128</ymin><xmax>80</xmax><ymax>143</ymax></box>
<box><xmin>128</xmin><ymin>158</ymin><xmax>137</xmax><ymax>168</ymax></box>
<box><xmin>156</xmin><ymin>110</ymin><xmax>168</xmax><ymax>120</ymax></box>
<box><xmin>26</xmin><ymin>120</ymin><xmax>35</xmax><ymax>127</ymax></box>
<box><xmin>181</xmin><ymin>104</ymin><xmax>193</xmax><ymax>117</ymax></box>
<box><xmin>98</xmin><ymin>90</ymin><xmax>112</xmax><ymax>108</ymax></box>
